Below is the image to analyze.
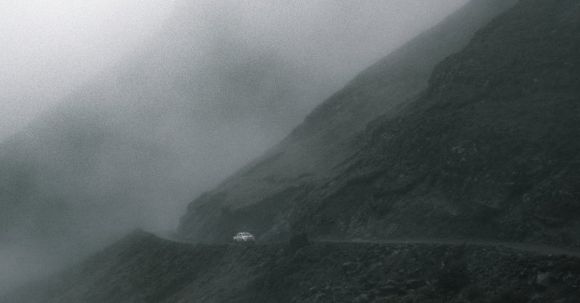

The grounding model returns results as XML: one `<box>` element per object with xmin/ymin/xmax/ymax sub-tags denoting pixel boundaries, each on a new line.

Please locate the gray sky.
<box><xmin>0</xmin><ymin>0</ymin><xmax>472</xmax><ymax>293</ymax></box>
<box><xmin>0</xmin><ymin>0</ymin><xmax>467</xmax><ymax>140</ymax></box>
<box><xmin>0</xmin><ymin>0</ymin><xmax>175</xmax><ymax>138</ymax></box>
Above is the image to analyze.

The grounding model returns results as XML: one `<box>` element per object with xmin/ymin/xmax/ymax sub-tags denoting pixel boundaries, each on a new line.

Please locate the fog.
<box><xmin>0</xmin><ymin>0</ymin><xmax>175</xmax><ymax>138</ymax></box>
<box><xmin>0</xmin><ymin>0</ymin><xmax>467</xmax><ymax>294</ymax></box>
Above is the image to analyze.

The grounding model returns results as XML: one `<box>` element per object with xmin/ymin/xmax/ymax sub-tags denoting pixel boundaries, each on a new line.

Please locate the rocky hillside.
<box><xmin>178</xmin><ymin>0</ymin><xmax>518</xmax><ymax>242</ymax></box>
<box><xmin>180</xmin><ymin>0</ymin><xmax>580</xmax><ymax>247</ymax></box>
<box><xmin>298</xmin><ymin>0</ymin><xmax>580</xmax><ymax>246</ymax></box>
<box><xmin>5</xmin><ymin>1</ymin><xmax>579</xmax><ymax>301</ymax></box>
<box><xmin>303</xmin><ymin>0</ymin><xmax>580</xmax><ymax>246</ymax></box>
<box><xmin>4</xmin><ymin>231</ymin><xmax>580</xmax><ymax>303</ymax></box>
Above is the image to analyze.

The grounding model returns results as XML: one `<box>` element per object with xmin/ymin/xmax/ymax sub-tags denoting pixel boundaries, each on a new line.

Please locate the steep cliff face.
<box><xmin>178</xmin><ymin>0</ymin><xmax>518</xmax><ymax>242</ymax></box>
<box><xmin>293</xmin><ymin>0</ymin><xmax>580</xmax><ymax>246</ymax></box>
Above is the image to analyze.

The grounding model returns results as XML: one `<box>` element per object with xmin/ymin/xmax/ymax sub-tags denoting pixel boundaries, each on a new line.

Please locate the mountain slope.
<box><xmin>0</xmin><ymin>1</ymin><xmax>474</xmax><ymax>247</ymax></box>
<box><xmin>178</xmin><ymin>0</ymin><xmax>518</xmax><ymax>242</ymax></box>
<box><xmin>292</xmin><ymin>0</ymin><xmax>580</xmax><ymax>246</ymax></box>
<box><xmin>5</xmin><ymin>1</ymin><xmax>580</xmax><ymax>301</ymax></box>
<box><xmin>5</xmin><ymin>231</ymin><xmax>580</xmax><ymax>303</ymax></box>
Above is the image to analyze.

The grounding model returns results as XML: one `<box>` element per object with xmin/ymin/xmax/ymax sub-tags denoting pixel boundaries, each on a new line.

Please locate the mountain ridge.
<box><xmin>307</xmin><ymin>0</ymin><xmax>580</xmax><ymax>245</ymax></box>
<box><xmin>5</xmin><ymin>1</ymin><xmax>580</xmax><ymax>301</ymax></box>
<box><xmin>178</xmin><ymin>0</ymin><xmax>519</xmax><ymax>242</ymax></box>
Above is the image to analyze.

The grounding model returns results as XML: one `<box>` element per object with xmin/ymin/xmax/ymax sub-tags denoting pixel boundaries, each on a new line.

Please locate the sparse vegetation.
<box><xmin>180</xmin><ymin>0</ymin><xmax>580</xmax><ymax>251</ymax></box>
<box><xmin>4</xmin><ymin>233</ymin><xmax>580</xmax><ymax>303</ymax></box>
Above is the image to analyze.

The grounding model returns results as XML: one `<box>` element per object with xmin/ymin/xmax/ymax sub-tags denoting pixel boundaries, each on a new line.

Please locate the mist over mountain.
<box><xmin>0</xmin><ymin>0</ymin><xmax>463</xmax><ymax>241</ymax></box>
<box><xmin>178</xmin><ymin>0</ymin><xmax>518</xmax><ymax>243</ymax></box>
<box><xmin>0</xmin><ymin>0</ymin><xmax>175</xmax><ymax>138</ymax></box>
<box><xmin>0</xmin><ymin>0</ymin><xmax>467</xmax><ymax>293</ymax></box>
<box><xmin>4</xmin><ymin>0</ymin><xmax>580</xmax><ymax>301</ymax></box>
<box><xmin>180</xmin><ymin>0</ymin><xmax>580</xmax><ymax>247</ymax></box>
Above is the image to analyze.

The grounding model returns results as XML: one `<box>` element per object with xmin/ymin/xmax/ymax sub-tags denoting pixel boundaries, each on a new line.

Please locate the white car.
<box><xmin>233</xmin><ymin>232</ymin><xmax>256</xmax><ymax>243</ymax></box>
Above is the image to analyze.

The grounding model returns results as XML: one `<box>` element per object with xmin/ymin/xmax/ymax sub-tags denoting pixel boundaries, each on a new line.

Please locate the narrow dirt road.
<box><xmin>319</xmin><ymin>238</ymin><xmax>580</xmax><ymax>258</ymax></box>
<box><xmin>159</xmin><ymin>232</ymin><xmax>580</xmax><ymax>258</ymax></box>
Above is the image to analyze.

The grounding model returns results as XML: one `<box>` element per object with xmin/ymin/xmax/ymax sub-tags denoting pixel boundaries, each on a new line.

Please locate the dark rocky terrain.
<box><xmin>179</xmin><ymin>0</ymin><xmax>580</xmax><ymax>248</ymax></box>
<box><xmin>4</xmin><ymin>231</ymin><xmax>580</xmax><ymax>303</ymax></box>
<box><xmin>4</xmin><ymin>0</ymin><xmax>580</xmax><ymax>301</ymax></box>
<box><xmin>177</xmin><ymin>0</ymin><xmax>518</xmax><ymax>242</ymax></box>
